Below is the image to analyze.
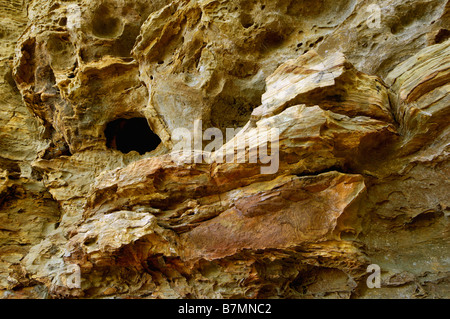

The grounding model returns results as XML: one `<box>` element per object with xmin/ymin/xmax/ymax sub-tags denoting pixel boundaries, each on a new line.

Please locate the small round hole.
<box><xmin>105</xmin><ymin>118</ymin><xmax>162</xmax><ymax>155</ymax></box>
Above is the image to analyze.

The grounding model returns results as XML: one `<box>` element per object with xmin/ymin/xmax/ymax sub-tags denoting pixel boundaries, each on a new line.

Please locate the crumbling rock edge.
<box><xmin>0</xmin><ymin>0</ymin><xmax>449</xmax><ymax>299</ymax></box>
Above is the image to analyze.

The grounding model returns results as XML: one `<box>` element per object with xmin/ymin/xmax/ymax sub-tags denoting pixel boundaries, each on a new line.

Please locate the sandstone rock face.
<box><xmin>0</xmin><ymin>0</ymin><xmax>449</xmax><ymax>299</ymax></box>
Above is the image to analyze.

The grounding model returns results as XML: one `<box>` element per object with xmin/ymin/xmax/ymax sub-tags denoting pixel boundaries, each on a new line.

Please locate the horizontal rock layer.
<box><xmin>0</xmin><ymin>0</ymin><xmax>449</xmax><ymax>299</ymax></box>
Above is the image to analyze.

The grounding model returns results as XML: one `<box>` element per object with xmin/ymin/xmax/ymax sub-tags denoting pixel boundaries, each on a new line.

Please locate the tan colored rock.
<box><xmin>317</xmin><ymin>0</ymin><xmax>450</xmax><ymax>78</ymax></box>
<box><xmin>133</xmin><ymin>0</ymin><xmax>362</xmax><ymax>136</ymax></box>
<box><xmin>64</xmin><ymin>211</ymin><xmax>179</xmax><ymax>270</ymax></box>
<box><xmin>252</xmin><ymin>50</ymin><xmax>393</xmax><ymax>122</ymax></box>
<box><xmin>80</xmin><ymin>101</ymin><xmax>394</xmax><ymax>223</ymax></box>
<box><xmin>0</xmin><ymin>171</ymin><xmax>60</xmax><ymax>294</ymax></box>
<box><xmin>181</xmin><ymin>172</ymin><xmax>366</xmax><ymax>261</ymax></box>
<box><xmin>386</xmin><ymin>40</ymin><xmax>450</xmax><ymax>155</ymax></box>
<box><xmin>0</xmin><ymin>0</ymin><xmax>30</xmax><ymax>59</ymax></box>
<box><xmin>0</xmin><ymin>0</ymin><xmax>449</xmax><ymax>299</ymax></box>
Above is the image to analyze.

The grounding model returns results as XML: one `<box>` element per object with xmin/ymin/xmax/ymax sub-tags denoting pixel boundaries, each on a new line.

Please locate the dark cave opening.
<box><xmin>105</xmin><ymin>118</ymin><xmax>161</xmax><ymax>155</ymax></box>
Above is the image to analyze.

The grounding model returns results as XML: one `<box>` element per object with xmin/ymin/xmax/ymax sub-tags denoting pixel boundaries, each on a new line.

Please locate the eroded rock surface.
<box><xmin>0</xmin><ymin>0</ymin><xmax>449</xmax><ymax>299</ymax></box>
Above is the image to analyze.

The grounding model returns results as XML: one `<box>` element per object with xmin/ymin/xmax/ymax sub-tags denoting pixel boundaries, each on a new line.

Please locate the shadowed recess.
<box><xmin>105</xmin><ymin>118</ymin><xmax>161</xmax><ymax>155</ymax></box>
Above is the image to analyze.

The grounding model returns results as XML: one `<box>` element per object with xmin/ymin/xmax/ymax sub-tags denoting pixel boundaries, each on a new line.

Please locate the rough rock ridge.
<box><xmin>0</xmin><ymin>0</ymin><xmax>449</xmax><ymax>299</ymax></box>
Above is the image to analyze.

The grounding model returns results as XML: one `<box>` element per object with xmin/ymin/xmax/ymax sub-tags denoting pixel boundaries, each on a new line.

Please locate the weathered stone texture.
<box><xmin>0</xmin><ymin>0</ymin><xmax>449</xmax><ymax>299</ymax></box>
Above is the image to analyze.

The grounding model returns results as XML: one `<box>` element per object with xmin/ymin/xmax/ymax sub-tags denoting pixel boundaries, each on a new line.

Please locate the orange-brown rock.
<box><xmin>0</xmin><ymin>0</ymin><xmax>449</xmax><ymax>299</ymax></box>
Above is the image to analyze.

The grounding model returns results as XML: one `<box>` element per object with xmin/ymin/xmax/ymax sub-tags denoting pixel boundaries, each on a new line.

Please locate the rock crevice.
<box><xmin>0</xmin><ymin>0</ymin><xmax>448</xmax><ymax>299</ymax></box>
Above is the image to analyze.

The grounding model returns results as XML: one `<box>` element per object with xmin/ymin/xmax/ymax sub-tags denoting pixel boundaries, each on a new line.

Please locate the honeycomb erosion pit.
<box><xmin>0</xmin><ymin>0</ymin><xmax>449</xmax><ymax>299</ymax></box>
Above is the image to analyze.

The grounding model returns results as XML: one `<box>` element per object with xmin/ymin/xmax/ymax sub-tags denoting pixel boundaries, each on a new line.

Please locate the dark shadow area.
<box><xmin>105</xmin><ymin>118</ymin><xmax>161</xmax><ymax>155</ymax></box>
